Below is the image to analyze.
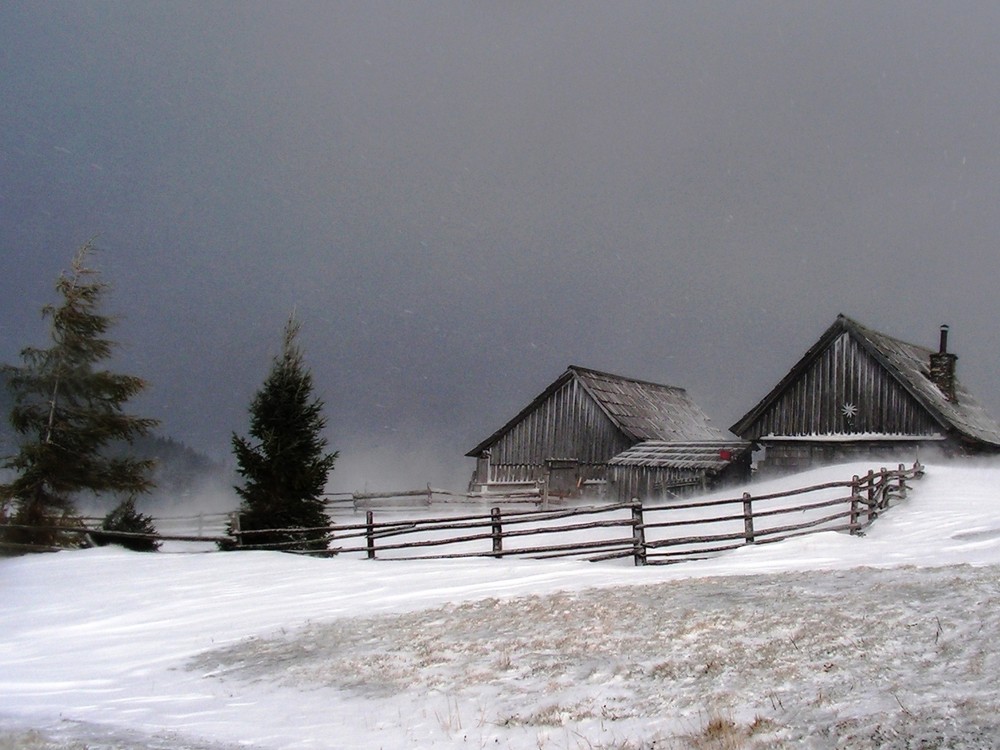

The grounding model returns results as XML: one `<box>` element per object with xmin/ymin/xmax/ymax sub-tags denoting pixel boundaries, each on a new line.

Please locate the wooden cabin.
<box><xmin>466</xmin><ymin>365</ymin><xmax>747</xmax><ymax>497</ymax></box>
<box><xmin>730</xmin><ymin>314</ymin><xmax>1000</xmax><ymax>473</ymax></box>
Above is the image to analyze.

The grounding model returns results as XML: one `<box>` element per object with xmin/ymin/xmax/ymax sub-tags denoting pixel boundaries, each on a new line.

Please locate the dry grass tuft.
<box><xmin>679</xmin><ymin>711</ymin><xmax>777</xmax><ymax>750</ymax></box>
<box><xmin>691</xmin><ymin>715</ymin><xmax>743</xmax><ymax>749</ymax></box>
<box><xmin>0</xmin><ymin>729</ymin><xmax>87</xmax><ymax>750</ymax></box>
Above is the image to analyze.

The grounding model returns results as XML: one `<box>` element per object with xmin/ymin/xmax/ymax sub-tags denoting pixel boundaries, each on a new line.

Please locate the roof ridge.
<box><xmin>839</xmin><ymin>314</ymin><xmax>934</xmax><ymax>356</ymax></box>
<box><xmin>568</xmin><ymin>364</ymin><xmax>685</xmax><ymax>392</ymax></box>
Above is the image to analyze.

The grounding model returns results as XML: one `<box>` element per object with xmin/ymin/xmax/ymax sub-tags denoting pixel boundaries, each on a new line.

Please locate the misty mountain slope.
<box><xmin>0</xmin><ymin>371</ymin><xmax>227</xmax><ymax>507</ymax></box>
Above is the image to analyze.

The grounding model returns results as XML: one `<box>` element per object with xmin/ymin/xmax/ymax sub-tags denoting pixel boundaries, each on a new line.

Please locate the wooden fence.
<box><xmin>324</xmin><ymin>485</ymin><xmax>545</xmax><ymax>509</ymax></box>
<box><xmin>635</xmin><ymin>462</ymin><xmax>921</xmax><ymax>565</ymax></box>
<box><xmin>1</xmin><ymin>463</ymin><xmax>923</xmax><ymax>564</ymax></box>
<box><xmin>229</xmin><ymin>462</ymin><xmax>924</xmax><ymax>564</ymax></box>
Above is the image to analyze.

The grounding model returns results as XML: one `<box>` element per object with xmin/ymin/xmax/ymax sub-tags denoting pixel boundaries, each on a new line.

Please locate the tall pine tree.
<box><xmin>230</xmin><ymin>317</ymin><xmax>337</xmax><ymax>552</ymax></box>
<box><xmin>1</xmin><ymin>243</ymin><xmax>158</xmax><ymax>548</ymax></box>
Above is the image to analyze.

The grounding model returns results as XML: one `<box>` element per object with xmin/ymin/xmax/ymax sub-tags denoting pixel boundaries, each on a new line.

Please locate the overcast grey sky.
<box><xmin>3</xmin><ymin>2</ymin><xmax>1000</xmax><ymax>489</ymax></box>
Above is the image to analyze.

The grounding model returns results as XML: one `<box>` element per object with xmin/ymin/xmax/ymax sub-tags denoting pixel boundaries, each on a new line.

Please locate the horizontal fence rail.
<box><xmin>1</xmin><ymin>463</ymin><xmax>924</xmax><ymax>564</ymax></box>
<box><xmin>323</xmin><ymin>485</ymin><xmax>547</xmax><ymax>510</ymax></box>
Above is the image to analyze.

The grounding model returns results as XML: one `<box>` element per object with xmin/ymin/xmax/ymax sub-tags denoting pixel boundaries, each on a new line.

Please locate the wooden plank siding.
<box><xmin>744</xmin><ymin>332</ymin><xmax>942</xmax><ymax>440</ymax></box>
<box><xmin>609</xmin><ymin>465</ymin><xmax>706</xmax><ymax>502</ymax></box>
<box><xmin>468</xmin><ymin>365</ymin><xmax>732</xmax><ymax>492</ymax></box>
<box><xmin>731</xmin><ymin>315</ymin><xmax>1000</xmax><ymax>473</ymax></box>
<box><xmin>486</xmin><ymin>376</ymin><xmax>632</xmax><ymax>484</ymax></box>
<box><xmin>606</xmin><ymin>441</ymin><xmax>752</xmax><ymax>502</ymax></box>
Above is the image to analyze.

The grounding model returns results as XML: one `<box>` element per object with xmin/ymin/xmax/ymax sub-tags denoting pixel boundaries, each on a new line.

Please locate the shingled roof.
<box><xmin>466</xmin><ymin>365</ymin><xmax>727</xmax><ymax>457</ymax></box>
<box><xmin>608</xmin><ymin>440</ymin><xmax>751</xmax><ymax>470</ymax></box>
<box><xmin>731</xmin><ymin>314</ymin><xmax>1000</xmax><ymax>447</ymax></box>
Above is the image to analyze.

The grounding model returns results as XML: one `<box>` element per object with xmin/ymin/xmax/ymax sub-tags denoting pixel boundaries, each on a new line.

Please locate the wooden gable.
<box><xmin>735</xmin><ymin>329</ymin><xmax>942</xmax><ymax>440</ymax></box>
<box><xmin>472</xmin><ymin>370</ymin><xmax>631</xmax><ymax>470</ymax></box>
<box><xmin>731</xmin><ymin>315</ymin><xmax>1000</xmax><ymax>450</ymax></box>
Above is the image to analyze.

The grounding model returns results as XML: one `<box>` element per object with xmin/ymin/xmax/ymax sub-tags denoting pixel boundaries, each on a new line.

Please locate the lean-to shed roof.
<box><xmin>608</xmin><ymin>440</ymin><xmax>752</xmax><ymax>470</ymax></box>
<box><xmin>731</xmin><ymin>314</ymin><xmax>1000</xmax><ymax>447</ymax></box>
<box><xmin>466</xmin><ymin>365</ymin><xmax>728</xmax><ymax>457</ymax></box>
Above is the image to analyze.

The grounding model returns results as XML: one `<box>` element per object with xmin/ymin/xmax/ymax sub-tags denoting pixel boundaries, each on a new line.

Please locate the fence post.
<box><xmin>878</xmin><ymin>466</ymin><xmax>889</xmax><ymax>512</ymax></box>
<box><xmin>631</xmin><ymin>500</ymin><xmax>647</xmax><ymax>567</ymax></box>
<box><xmin>230</xmin><ymin>512</ymin><xmax>242</xmax><ymax>548</ymax></box>
<box><xmin>366</xmin><ymin>510</ymin><xmax>376</xmax><ymax>559</ymax></box>
<box><xmin>742</xmin><ymin>492</ymin><xmax>755</xmax><ymax>544</ymax></box>
<box><xmin>426</xmin><ymin>483</ymin><xmax>433</xmax><ymax>506</ymax></box>
<box><xmin>491</xmin><ymin>507</ymin><xmax>503</xmax><ymax>558</ymax></box>
<box><xmin>850</xmin><ymin>475</ymin><xmax>860</xmax><ymax>533</ymax></box>
<box><xmin>897</xmin><ymin>463</ymin><xmax>908</xmax><ymax>500</ymax></box>
<box><xmin>866</xmin><ymin>469</ymin><xmax>875</xmax><ymax>523</ymax></box>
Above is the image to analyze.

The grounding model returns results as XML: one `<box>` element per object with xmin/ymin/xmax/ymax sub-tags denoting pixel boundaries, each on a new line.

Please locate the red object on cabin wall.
<box><xmin>719</xmin><ymin>449</ymin><xmax>732</xmax><ymax>461</ymax></box>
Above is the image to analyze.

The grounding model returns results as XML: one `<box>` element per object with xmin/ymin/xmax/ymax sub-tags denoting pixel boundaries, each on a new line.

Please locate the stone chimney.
<box><xmin>929</xmin><ymin>324</ymin><xmax>958</xmax><ymax>403</ymax></box>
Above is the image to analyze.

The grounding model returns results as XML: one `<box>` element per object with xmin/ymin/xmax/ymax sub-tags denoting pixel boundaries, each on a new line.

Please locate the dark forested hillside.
<box><xmin>112</xmin><ymin>433</ymin><xmax>228</xmax><ymax>505</ymax></box>
<box><xmin>0</xmin><ymin>372</ymin><xmax>226</xmax><ymax>506</ymax></box>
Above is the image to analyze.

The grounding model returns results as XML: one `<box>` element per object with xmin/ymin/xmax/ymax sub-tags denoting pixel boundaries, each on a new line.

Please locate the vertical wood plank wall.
<box><xmin>608</xmin><ymin>465</ymin><xmax>704</xmax><ymax>503</ymax></box>
<box><xmin>746</xmin><ymin>333</ymin><xmax>941</xmax><ymax>440</ymax></box>
<box><xmin>487</xmin><ymin>377</ymin><xmax>632</xmax><ymax>483</ymax></box>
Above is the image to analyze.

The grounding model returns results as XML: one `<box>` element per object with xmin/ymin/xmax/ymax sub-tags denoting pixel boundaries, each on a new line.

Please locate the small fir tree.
<box><xmin>229</xmin><ymin>317</ymin><xmax>337</xmax><ymax>552</ymax></box>
<box><xmin>93</xmin><ymin>497</ymin><xmax>160</xmax><ymax>552</ymax></box>
<box><xmin>1</xmin><ymin>243</ymin><xmax>158</xmax><ymax>548</ymax></box>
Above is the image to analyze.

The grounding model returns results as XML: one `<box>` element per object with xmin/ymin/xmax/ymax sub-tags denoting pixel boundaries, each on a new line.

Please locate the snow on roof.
<box><xmin>761</xmin><ymin>433</ymin><xmax>946</xmax><ymax>443</ymax></box>
<box><xmin>608</xmin><ymin>440</ymin><xmax>752</xmax><ymax>470</ymax></box>
<box><xmin>846</xmin><ymin>316</ymin><xmax>1000</xmax><ymax>447</ymax></box>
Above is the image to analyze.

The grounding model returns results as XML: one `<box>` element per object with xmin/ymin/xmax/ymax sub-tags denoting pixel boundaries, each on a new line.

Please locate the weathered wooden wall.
<box><xmin>485</xmin><ymin>377</ymin><xmax>632</xmax><ymax>484</ymax></box>
<box><xmin>745</xmin><ymin>332</ymin><xmax>942</xmax><ymax>440</ymax></box>
<box><xmin>608</xmin><ymin>454</ymin><xmax>751</xmax><ymax>502</ymax></box>
<box><xmin>608</xmin><ymin>465</ymin><xmax>706</xmax><ymax>502</ymax></box>
<box><xmin>760</xmin><ymin>440</ymin><xmax>934</xmax><ymax>473</ymax></box>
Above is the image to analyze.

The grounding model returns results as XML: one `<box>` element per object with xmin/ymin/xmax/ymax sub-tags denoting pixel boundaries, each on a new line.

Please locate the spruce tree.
<box><xmin>230</xmin><ymin>317</ymin><xmax>337</xmax><ymax>552</ymax></box>
<box><xmin>0</xmin><ymin>243</ymin><xmax>158</xmax><ymax>548</ymax></box>
<box><xmin>93</xmin><ymin>497</ymin><xmax>161</xmax><ymax>552</ymax></box>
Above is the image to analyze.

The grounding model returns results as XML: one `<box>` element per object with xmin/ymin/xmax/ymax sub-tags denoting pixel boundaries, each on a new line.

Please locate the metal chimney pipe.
<box><xmin>939</xmin><ymin>324</ymin><xmax>949</xmax><ymax>354</ymax></box>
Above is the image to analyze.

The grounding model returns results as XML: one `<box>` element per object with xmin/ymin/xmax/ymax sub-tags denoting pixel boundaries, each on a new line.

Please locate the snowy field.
<box><xmin>4</xmin><ymin>460</ymin><xmax>1000</xmax><ymax>748</ymax></box>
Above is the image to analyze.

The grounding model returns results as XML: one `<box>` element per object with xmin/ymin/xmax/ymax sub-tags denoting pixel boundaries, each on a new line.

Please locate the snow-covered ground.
<box><xmin>3</xmin><ymin>460</ymin><xmax>1000</xmax><ymax>749</ymax></box>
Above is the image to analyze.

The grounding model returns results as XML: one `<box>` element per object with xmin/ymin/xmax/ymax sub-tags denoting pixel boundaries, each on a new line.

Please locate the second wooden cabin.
<box><xmin>466</xmin><ymin>365</ymin><xmax>750</xmax><ymax>499</ymax></box>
